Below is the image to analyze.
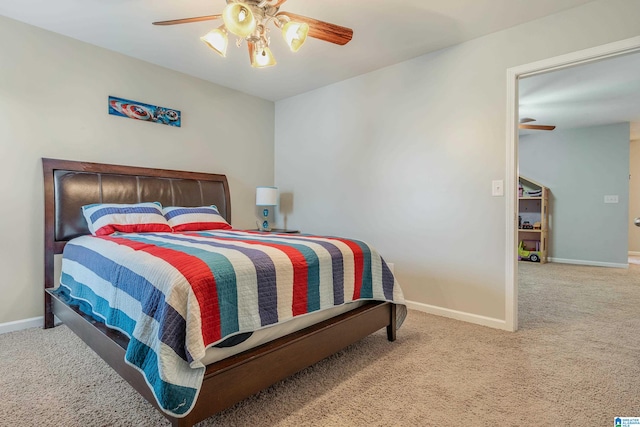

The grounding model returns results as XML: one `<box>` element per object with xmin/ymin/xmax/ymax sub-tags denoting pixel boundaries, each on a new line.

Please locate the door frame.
<box><xmin>504</xmin><ymin>35</ymin><xmax>640</xmax><ymax>332</ymax></box>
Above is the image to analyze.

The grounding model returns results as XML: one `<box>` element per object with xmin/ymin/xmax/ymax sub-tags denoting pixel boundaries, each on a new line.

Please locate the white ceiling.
<box><xmin>519</xmin><ymin>51</ymin><xmax>640</xmax><ymax>140</ymax></box>
<box><xmin>2</xmin><ymin>0</ymin><xmax>637</xmax><ymax>139</ymax></box>
<box><xmin>0</xmin><ymin>0</ymin><xmax>594</xmax><ymax>101</ymax></box>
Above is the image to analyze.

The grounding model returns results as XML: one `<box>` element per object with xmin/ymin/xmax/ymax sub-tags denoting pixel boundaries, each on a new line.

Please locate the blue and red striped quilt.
<box><xmin>55</xmin><ymin>230</ymin><xmax>405</xmax><ymax>417</ymax></box>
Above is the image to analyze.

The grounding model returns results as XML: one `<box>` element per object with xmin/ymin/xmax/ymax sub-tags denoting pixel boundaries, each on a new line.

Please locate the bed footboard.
<box><xmin>177</xmin><ymin>301</ymin><xmax>395</xmax><ymax>426</ymax></box>
<box><xmin>48</xmin><ymin>288</ymin><xmax>396</xmax><ymax>427</ymax></box>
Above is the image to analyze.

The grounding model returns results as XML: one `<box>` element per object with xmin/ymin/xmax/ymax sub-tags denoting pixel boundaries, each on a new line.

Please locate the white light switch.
<box><xmin>492</xmin><ymin>180</ymin><xmax>504</xmax><ymax>197</ymax></box>
<box><xmin>604</xmin><ymin>195</ymin><xmax>619</xmax><ymax>204</ymax></box>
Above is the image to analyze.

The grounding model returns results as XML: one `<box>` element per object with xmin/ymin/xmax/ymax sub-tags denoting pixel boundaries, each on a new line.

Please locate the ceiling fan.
<box><xmin>152</xmin><ymin>0</ymin><xmax>353</xmax><ymax>68</ymax></box>
<box><xmin>519</xmin><ymin>117</ymin><xmax>556</xmax><ymax>131</ymax></box>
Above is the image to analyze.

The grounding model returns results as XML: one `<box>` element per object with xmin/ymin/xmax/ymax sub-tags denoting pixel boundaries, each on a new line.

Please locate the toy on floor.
<box><xmin>518</xmin><ymin>241</ymin><xmax>541</xmax><ymax>262</ymax></box>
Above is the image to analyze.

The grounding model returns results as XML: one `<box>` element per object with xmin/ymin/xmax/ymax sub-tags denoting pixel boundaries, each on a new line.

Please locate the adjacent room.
<box><xmin>514</xmin><ymin>55</ymin><xmax>640</xmax><ymax>420</ymax></box>
<box><xmin>516</xmin><ymin>50</ymin><xmax>640</xmax><ymax>323</ymax></box>
<box><xmin>518</xmin><ymin>52</ymin><xmax>640</xmax><ymax>269</ymax></box>
<box><xmin>1</xmin><ymin>0</ymin><xmax>639</xmax><ymax>425</ymax></box>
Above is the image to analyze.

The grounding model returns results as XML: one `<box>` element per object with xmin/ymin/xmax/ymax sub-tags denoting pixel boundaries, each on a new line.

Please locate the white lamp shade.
<box><xmin>282</xmin><ymin>21</ymin><xmax>309</xmax><ymax>52</ymax></box>
<box><xmin>222</xmin><ymin>3</ymin><xmax>256</xmax><ymax>38</ymax></box>
<box><xmin>256</xmin><ymin>186</ymin><xmax>278</xmax><ymax>206</ymax></box>
<box><xmin>200</xmin><ymin>27</ymin><xmax>228</xmax><ymax>57</ymax></box>
<box><xmin>251</xmin><ymin>46</ymin><xmax>277</xmax><ymax>68</ymax></box>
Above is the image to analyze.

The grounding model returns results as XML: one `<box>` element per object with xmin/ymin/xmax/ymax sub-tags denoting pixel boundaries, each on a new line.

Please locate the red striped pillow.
<box><xmin>81</xmin><ymin>202</ymin><xmax>171</xmax><ymax>236</ymax></box>
<box><xmin>163</xmin><ymin>205</ymin><xmax>232</xmax><ymax>232</ymax></box>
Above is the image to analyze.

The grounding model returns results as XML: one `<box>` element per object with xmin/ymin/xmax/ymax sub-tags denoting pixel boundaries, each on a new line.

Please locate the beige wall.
<box><xmin>629</xmin><ymin>139</ymin><xmax>640</xmax><ymax>252</ymax></box>
<box><xmin>0</xmin><ymin>16</ymin><xmax>274</xmax><ymax>324</ymax></box>
<box><xmin>274</xmin><ymin>0</ymin><xmax>640</xmax><ymax>323</ymax></box>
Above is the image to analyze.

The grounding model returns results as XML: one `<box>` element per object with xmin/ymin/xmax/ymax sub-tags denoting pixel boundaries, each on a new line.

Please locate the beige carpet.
<box><xmin>1</xmin><ymin>262</ymin><xmax>639</xmax><ymax>426</ymax></box>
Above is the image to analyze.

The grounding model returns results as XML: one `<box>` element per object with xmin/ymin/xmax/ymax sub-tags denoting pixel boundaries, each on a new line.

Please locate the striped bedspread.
<box><xmin>55</xmin><ymin>230</ymin><xmax>406</xmax><ymax>417</ymax></box>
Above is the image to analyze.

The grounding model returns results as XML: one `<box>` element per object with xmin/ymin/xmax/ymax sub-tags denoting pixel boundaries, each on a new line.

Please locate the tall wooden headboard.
<box><xmin>42</xmin><ymin>158</ymin><xmax>231</xmax><ymax>328</ymax></box>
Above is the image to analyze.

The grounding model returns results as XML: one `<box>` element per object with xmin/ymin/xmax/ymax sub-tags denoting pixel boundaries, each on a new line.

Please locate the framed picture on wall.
<box><xmin>108</xmin><ymin>96</ymin><xmax>181</xmax><ymax>127</ymax></box>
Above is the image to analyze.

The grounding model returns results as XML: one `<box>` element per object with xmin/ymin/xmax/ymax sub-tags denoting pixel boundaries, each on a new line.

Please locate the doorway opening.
<box><xmin>505</xmin><ymin>36</ymin><xmax>640</xmax><ymax>331</ymax></box>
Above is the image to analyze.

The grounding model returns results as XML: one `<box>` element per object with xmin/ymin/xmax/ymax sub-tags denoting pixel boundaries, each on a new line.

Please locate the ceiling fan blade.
<box><xmin>519</xmin><ymin>124</ymin><xmax>556</xmax><ymax>131</ymax></box>
<box><xmin>152</xmin><ymin>15</ymin><xmax>222</xmax><ymax>26</ymax></box>
<box><xmin>519</xmin><ymin>117</ymin><xmax>536</xmax><ymax>124</ymax></box>
<box><xmin>277</xmin><ymin>12</ymin><xmax>353</xmax><ymax>45</ymax></box>
<box><xmin>270</xmin><ymin>0</ymin><xmax>289</xmax><ymax>7</ymax></box>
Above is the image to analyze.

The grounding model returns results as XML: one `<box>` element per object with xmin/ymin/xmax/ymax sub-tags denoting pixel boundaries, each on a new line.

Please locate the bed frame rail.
<box><xmin>48</xmin><ymin>288</ymin><xmax>396</xmax><ymax>427</ymax></box>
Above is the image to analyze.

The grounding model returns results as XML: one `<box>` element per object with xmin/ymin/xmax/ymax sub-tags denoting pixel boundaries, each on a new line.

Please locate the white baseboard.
<box><xmin>548</xmin><ymin>257</ymin><xmax>628</xmax><ymax>269</ymax></box>
<box><xmin>405</xmin><ymin>300</ymin><xmax>509</xmax><ymax>331</ymax></box>
<box><xmin>0</xmin><ymin>316</ymin><xmax>43</xmax><ymax>335</ymax></box>
<box><xmin>1</xmin><ymin>301</ymin><xmax>507</xmax><ymax>335</ymax></box>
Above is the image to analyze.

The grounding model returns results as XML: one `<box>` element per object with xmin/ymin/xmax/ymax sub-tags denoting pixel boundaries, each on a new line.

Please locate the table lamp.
<box><xmin>256</xmin><ymin>186</ymin><xmax>278</xmax><ymax>231</ymax></box>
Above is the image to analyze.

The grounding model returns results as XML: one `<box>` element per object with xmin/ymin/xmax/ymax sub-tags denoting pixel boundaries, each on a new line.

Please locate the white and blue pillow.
<box><xmin>82</xmin><ymin>202</ymin><xmax>171</xmax><ymax>236</ymax></box>
<box><xmin>162</xmin><ymin>205</ymin><xmax>232</xmax><ymax>232</ymax></box>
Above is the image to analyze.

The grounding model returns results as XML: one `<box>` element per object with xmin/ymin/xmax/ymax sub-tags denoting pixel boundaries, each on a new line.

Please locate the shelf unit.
<box><xmin>518</xmin><ymin>176</ymin><xmax>549</xmax><ymax>263</ymax></box>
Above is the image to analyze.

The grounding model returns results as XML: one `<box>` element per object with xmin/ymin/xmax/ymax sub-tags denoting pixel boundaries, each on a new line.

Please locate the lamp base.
<box><xmin>259</xmin><ymin>208</ymin><xmax>271</xmax><ymax>231</ymax></box>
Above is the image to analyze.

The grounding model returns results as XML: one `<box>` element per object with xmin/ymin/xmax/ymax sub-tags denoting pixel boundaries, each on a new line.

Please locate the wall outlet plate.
<box><xmin>604</xmin><ymin>195</ymin><xmax>619</xmax><ymax>204</ymax></box>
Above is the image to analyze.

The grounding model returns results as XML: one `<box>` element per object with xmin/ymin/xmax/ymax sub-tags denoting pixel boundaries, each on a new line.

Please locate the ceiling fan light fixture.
<box><xmin>251</xmin><ymin>46</ymin><xmax>277</xmax><ymax>68</ymax></box>
<box><xmin>282</xmin><ymin>21</ymin><xmax>309</xmax><ymax>52</ymax></box>
<box><xmin>222</xmin><ymin>2</ymin><xmax>257</xmax><ymax>38</ymax></box>
<box><xmin>153</xmin><ymin>2</ymin><xmax>354</xmax><ymax>69</ymax></box>
<box><xmin>200</xmin><ymin>26</ymin><xmax>228</xmax><ymax>57</ymax></box>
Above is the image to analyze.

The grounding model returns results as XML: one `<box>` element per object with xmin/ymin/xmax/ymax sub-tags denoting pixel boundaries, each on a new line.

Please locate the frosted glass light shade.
<box><xmin>251</xmin><ymin>46</ymin><xmax>277</xmax><ymax>68</ymax></box>
<box><xmin>282</xmin><ymin>21</ymin><xmax>309</xmax><ymax>52</ymax></box>
<box><xmin>200</xmin><ymin>27</ymin><xmax>228</xmax><ymax>57</ymax></box>
<box><xmin>222</xmin><ymin>3</ymin><xmax>256</xmax><ymax>38</ymax></box>
<box><xmin>256</xmin><ymin>186</ymin><xmax>278</xmax><ymax>206</ymax></box>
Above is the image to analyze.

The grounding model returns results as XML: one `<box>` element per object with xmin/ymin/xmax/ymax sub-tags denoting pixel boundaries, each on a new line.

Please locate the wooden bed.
<box><xmin>43</xmin><ymin>158</ymin><xmax>399</xmax><ymax>427</ymax></box>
